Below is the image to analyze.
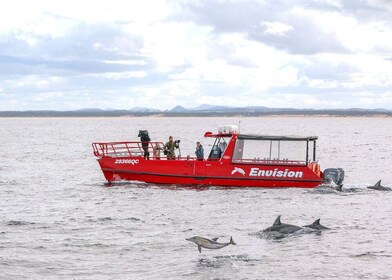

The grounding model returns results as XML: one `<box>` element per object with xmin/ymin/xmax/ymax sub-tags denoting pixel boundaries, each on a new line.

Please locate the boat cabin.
<box><xmin>231</xmin><ymin>134</ymin><xmax>317</xmax><ymax>165</ymax></box>
<box><xmin>205</xmin><ymin>125</ymin><xmax>318</xmax><ymax>166</ymax></box>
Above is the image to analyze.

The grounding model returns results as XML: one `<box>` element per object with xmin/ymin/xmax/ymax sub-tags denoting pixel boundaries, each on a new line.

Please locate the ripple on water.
<box><xmin>197</xmin><ymin>254</ymin><xmax>261</xmax><ymax>268</ymax></box>
<box><xmin>6</xmin><ymin>220</ymin><xmax>36</xmax><ymax>226</ymax></box>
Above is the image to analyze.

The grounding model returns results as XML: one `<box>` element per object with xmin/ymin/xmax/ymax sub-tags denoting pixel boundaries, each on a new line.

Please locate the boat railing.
<box><xmin>232</xmin><ymin>158</ymin><xmax>307</xmax><ymax>165</ymax></box>
<box><xmin>92</xmin><ymin>141</ymin><xmax>203</xmax><ymax>161</ymax></box>
<box><xmin>92</xmin><ymin>141</ymin><xmax>165</xmax><ymax>158</ymax></box>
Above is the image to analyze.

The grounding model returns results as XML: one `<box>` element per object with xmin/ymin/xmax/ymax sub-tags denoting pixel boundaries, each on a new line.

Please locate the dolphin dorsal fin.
<box><xmin>375</xmin><ymin>180</ymin><xmax>382</xmax><ymax>187</ymax></box>
<box><xmin>313</xmin><ymin>219</ymin><xmax>321</xmax><ymax>225</ymax></box>
<box><xmin>273</xmin><ymin>215</ymin><xmax>282</xmax><ymax>226</ymax></box>
<box><xmin>211</xmin><ymin>238</ymin><xmax>219</xmax><ymax>241</ymax></box>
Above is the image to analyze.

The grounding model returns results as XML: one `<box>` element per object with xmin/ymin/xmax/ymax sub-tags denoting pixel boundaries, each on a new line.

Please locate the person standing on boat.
<box><xmin>219</xmin><ymin>140</ymin><xmax>227</xmax><ymax>155</ymax></box>
<box><xmin>138</xmin><ymin>130</ymin><xmax>151</xmax><ymax>160</ymax></box>
<box><xmin>153</xmin><ymin>143</ymin><xmax>162</xmax><ymax>160</ymax></box>
<box><xmin>164</xmin><ymin>136</ymin><xmax>179</xmax><ymax>160</ymax></box>
<box><xmin>195</xmin><ymin>141</ymin><xmax>204</xmax><ymax>160</ymax></box>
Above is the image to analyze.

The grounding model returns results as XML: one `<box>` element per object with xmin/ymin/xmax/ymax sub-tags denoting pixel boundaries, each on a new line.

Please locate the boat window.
<box><xmin>308</xmin><ymin>140</ymin><xmax>316</xmax><ymax>162</ymax></box>
<box><xmin>232</xmin><ymin>139</ymin><xmax>309</xmax><ymax>165</ymax></box>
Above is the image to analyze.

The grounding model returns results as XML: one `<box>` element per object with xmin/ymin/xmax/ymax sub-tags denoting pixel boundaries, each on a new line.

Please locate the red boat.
<box><xmin>92</xmin><ymin>125</ymin><xmax>344</xmax><ymax>188</ymax></box>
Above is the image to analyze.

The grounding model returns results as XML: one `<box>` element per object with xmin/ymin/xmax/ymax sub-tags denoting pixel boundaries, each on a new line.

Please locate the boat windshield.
<box><xmin>232</xmin><ymin>136</ymin><xmax>316</xmax><ymax>165</ymax></box>
<box><xmin>208</xmin><ymin>137</ymin><xmax>230</xmax><ymax>160</ymax></box>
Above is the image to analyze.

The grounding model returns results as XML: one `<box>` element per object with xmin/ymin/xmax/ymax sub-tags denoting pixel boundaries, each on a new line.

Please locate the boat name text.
<box><xmin>249</xmin><ymin>168</ymin><xmax>303</xmax><ymax>178</ymax></box>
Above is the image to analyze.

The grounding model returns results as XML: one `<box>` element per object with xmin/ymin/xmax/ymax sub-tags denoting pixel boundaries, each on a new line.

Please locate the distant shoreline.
<box><xmin>0</xmin><ymin>110</ymin><xmax>391</xmax><ymax>118</ymax></box>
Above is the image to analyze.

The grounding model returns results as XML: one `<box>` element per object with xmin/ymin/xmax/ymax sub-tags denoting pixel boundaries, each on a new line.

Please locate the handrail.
<box><xmin>92</xmin><ymin>141</ymin><xmax>203</xmax><ymax>161</ymax></box>
<box><xmin>231</xmin><ymin>158</ymin><xmax>307</xmax><ymax>165</ymax></box>
<box><xmin>92</xmin><ymin>141</ymin><xmax>161</xmax><ymax>158</ymax></box>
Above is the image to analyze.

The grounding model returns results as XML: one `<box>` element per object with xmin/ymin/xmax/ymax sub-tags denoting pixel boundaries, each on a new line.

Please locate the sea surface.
<box><xmin>0</xmin><ymin>117</ymin><xmax>391</xmax><ymax>280</ymax></box>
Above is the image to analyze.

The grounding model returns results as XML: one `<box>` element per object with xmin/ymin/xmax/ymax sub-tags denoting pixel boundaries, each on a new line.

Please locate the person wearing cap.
<box><xmin>164</xmin><ymin>136</ymin><xmax>179</xmax><ymax>160</ymax></box>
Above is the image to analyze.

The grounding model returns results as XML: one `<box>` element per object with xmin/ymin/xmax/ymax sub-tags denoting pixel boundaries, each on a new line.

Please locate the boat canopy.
<box><xmin>204</xmin><ymin>132</ymin><xmax>233</xmax><ymax>138</ymax></box>
<box><xmin>237</xmin><ymin>134</ymin><xmax>318</xmax><ymax>141</ymax></box>
<box><xmin>233</xmin><ymin>133</ymin><xmax>318</xmax><ymax>165</ymax></box>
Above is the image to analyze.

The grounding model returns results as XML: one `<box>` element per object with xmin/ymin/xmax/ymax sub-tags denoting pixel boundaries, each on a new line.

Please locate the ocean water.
<box><xmin>0</xmin><ymin>117</ymin><xmax>391</xmax><ymax>279</ymax></box>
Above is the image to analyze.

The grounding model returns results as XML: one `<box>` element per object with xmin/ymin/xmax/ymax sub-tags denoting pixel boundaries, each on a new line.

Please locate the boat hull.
<box><xmin>97</xmin><ymin>156</ymin><xmax>323</xmax><ymax>188</ymax></box>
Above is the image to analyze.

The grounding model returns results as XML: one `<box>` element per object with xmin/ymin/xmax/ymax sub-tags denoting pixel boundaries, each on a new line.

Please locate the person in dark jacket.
<box><xmin>138</xmin><ymin>130</ymin><xmax>151</xmax><ymax>160</ymax></box>
<box><xmin>195</xmin><ymin>141</ymin><xmax>204</xmax><ymax>160</ymax></box>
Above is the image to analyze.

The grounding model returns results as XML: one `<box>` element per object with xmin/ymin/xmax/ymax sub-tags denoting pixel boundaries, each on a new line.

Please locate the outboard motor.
<box><xmin>323</xmin><ymin>168</ymin><xmax>345</xmax><ymax>187</ymax></box>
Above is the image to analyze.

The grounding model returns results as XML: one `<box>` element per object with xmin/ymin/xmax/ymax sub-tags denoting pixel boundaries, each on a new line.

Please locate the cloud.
<box><xmin>1</xmin><ymin>0</ymin><xmax>392</xmax><ymax>110</ymax></box>
<box><xmin>176</xmin><ymin>1</ymin><xmax>347</xmax><ymax>54</ymax></box>
<box><xmin>261</xmin><ymin>21</ymin><xmax>293</xmax><ymax>36</ymax></box>
<box><xmin>0</xmin><ymin>21</ymin><xmax>149</xmax><ymax>76</ymax></box>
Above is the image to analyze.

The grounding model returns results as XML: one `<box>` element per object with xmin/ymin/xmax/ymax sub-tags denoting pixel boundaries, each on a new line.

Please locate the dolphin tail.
<box><xmin>198</xmin><ymin>245</ymin><xmax>201</xmax><ymax>253</ymax></box>
<box><xmin>230</xmin><ymin>236</ymin><xmax>236</xmax><ymax>245</ymax></box>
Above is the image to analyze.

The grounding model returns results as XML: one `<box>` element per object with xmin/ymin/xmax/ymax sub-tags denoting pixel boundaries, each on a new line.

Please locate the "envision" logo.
<box><xmin>249</xmin><ymin>168</ymin><xmax>303</xmax><ymax>178</ymax></box>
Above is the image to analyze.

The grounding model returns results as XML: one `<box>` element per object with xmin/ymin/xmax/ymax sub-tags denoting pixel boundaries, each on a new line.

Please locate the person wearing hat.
<box><xmin>164</xmin><ymin>136</ymin><xmax>179</xmax><ymax>160</ymax></box>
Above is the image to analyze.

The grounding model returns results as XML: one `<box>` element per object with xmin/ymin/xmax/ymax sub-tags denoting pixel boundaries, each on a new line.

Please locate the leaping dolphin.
<box><xmin>303</xmin><ymin>219</ymin><xmax>330</xmax><ymax>230</ymax></box>
<box><xmin>263</xmin><ymin>215</ymin><xmax>303</xmax><ymax>234</ymax></box>
<box><xmin>367</xmin><ymin>180</ymin><xmax>391</xmax><ymax>191</ymax></box>
<box><xmin>186</xmin><ymin>236</ymin><xmax>236</xmax><ymax>253</ymax></box>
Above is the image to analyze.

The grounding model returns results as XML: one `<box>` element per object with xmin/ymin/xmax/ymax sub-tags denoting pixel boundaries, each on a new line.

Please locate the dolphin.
<box><xmin>186</xmin><ymin>236</ymin><xmax>236</xmax><ymax>253</ymax></box>
<box><xmin>263</xmin><ymin>215</ymin><xmax>303</xmax><ymax>234</ymax></box>
<box><xmin>303</xmin><ymin>219</ymin><xmax>330</xmax><ymax>230</ymax></box>
<box><xmin>367</xmin><ymin>180</ymin><xmax>391</xmax><ymax>191</ymax></box>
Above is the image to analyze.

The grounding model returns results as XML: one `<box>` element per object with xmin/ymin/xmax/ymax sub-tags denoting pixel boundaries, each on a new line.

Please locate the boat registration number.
<box><xmin>114</xmin><ymin>159</ymin><xmax>139</xmax><ymax>165</ymax></box>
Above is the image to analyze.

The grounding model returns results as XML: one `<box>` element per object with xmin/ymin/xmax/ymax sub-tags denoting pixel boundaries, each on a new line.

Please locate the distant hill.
<box><xmin>0</xmin><ymin>104</ymin><xmax>391</xmax><ymax>117</ymax></box>
<box><xmin>130</xmin><ymin>107</ymin><xmax>161</xmax><ymax>113</ymax></box>
<box><xmin>74</xmin><ymin>108</ymin><xmax>104</xmax><ymax>112</ymax></box>
<box><xmin>169</xmin><ymin>105</ymin><xmax>188</xmax><ymax>112</ymax></box>
<box><xmin>192</xmin><ymin>104</ymin><xmax>233</xmax><ymax>111</ymax></box>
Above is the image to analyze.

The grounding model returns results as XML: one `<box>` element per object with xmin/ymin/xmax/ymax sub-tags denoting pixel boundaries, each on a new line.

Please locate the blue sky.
<box><xmin>1</xmin><ymin>0</ymin><xmax>392</xmax><ymax>110</ymax></box>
